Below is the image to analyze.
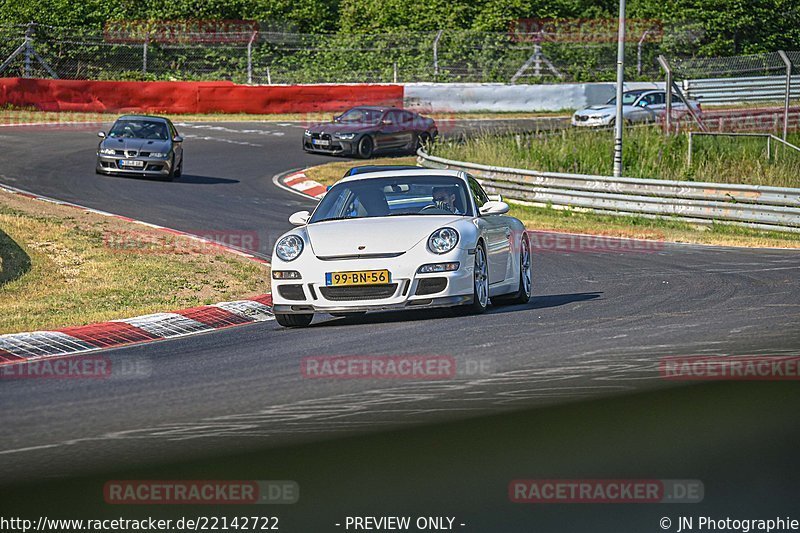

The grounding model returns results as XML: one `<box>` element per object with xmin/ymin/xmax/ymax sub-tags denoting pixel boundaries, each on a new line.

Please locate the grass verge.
<box><xmin>429</xmin><ymin>126</ymin><xmax>800</xmax><ymax>188</ymax></box>
<box><xmin>302</xmin><ymin>158</ymin><xmax>800</xmax><ymax>249</ymax></box>
<box><xmin>0</xmin><ymin>189</ymin><xmax>270</xmax><ymax>334</ymax></box>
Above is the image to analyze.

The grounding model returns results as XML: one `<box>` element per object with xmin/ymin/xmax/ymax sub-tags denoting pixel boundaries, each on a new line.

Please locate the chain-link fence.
<box><xmin>658</xmin><ymin>50</ymin><xmax>800</xmax><ymax>138</ymax></box>
<box><xmin>0</xmin><ymin>22</ymin><xmax>667</xmax><ymax>84</ymax></box>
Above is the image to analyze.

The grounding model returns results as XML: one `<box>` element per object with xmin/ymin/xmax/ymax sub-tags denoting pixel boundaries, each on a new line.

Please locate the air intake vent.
<box><xmin>277</xmin><ymin>284</ymin><xmax>306</xmax><ymax>301</ymax></box>
<box><xmin>415</xmin><ymin>278</ymin><xmax>447</xmax><ymax>295</ymax></box>
<box><xmin>319</xmin><ymin>284</ymin><xmax>398</xmax><ymax>301</ymax></box>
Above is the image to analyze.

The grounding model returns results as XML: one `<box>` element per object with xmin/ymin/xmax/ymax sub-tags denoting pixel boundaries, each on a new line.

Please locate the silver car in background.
<box><xmin>96</xmin><ymin>115</ymin><xmax>184</xmax><ymax>180</ymax></box>
<box><xmin>571</xmin><ymin>90</ymin><xmax>702</xmax><ymax>127</ymax></box>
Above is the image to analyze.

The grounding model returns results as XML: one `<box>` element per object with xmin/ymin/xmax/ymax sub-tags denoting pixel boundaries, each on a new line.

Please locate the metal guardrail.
<box><xmin>682</xmin><ymin>75</ymin><xmax>800</xmax><ymax>104</ymax></box>
<box><xmin>416</xmin><ymin>149</ymin><xmax>800</xmax><ymax>233</ymax></box>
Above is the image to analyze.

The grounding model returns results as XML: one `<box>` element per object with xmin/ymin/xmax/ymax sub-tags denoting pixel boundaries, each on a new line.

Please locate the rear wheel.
<box><xmin>493</xmin><ymin>235</ymin><xmax>531</xmax><ymax>305</ymax></box>
<box><xmin>357</xmin><ymin>135</ymin><xmax>374</xmax><ymax>159</ymax></box>
<box><xmin>463</xmin><ymin>243</ymin><xmax>489</xmax><ymax>314</ymax></box>
<box><xmin>275</xmin><ymin>313</ymin><xmax>313</xmax><ymax>327</ymax></box>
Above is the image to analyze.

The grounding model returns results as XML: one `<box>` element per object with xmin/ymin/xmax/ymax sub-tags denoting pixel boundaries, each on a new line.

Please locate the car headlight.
<box><xmin>304</xmin><ymin>130</ymin><xmax>311</xmax><ymax>137</ymax></box>
<box><xmin>99</xmin><ymin>148</ymin><xmax>116</xmax><ymax>155</ymax></box>
<box><xmin>275</xmin><ymin>235</ymin><xmax>304</xmax><ymax>262</ymax></box>
<box><xmin>333</xmin><ymin>132</ymin><xmax>356</xmax><ymax>140</ymax></box>
<box><xmin>428</xmin><ymin>227</ymin><xmax>459</xmax><ymax>254</ymax></box>
<box><xmin>149</xmin><ymin>152</ymin><xmax>169</xmax><ymax>158</ymax></box>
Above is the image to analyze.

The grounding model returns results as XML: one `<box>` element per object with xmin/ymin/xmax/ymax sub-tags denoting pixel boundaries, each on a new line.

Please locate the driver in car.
<box><xmin>432</xmin><ymin>186</ymin><xmax>462</xmax><ymax>214</ymax></box>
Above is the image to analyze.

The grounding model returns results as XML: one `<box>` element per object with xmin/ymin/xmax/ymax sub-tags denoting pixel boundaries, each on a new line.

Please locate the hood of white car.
<box><xmin>575</xmin><ymin>105</ymin><xmax>631</xmax><ymax>115</ymax></box>
<box><xmin>306</xmin><ymin>216</ymin><xmax>463</xmax><ymax>257</ymax></box>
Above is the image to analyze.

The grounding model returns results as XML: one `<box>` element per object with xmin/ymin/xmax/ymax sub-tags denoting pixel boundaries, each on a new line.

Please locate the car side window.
<box><xmin>651</xmin><ymin>92</ymin><xmax>665</xmax><ymax>105</ymax></box>
<box><xmin>400</xmin><ymin>111</ymin><xmax>415</xmax><ymax>126</ymax></box>
<box><xmin>467</xmin><ymin>176</ymin><xmax>490</xmax><ymax>210</ymax></box>
<box><xmin>637</xmin><ymin>94</ymin><xmax>655</xmax><ymax>106</ymax></box>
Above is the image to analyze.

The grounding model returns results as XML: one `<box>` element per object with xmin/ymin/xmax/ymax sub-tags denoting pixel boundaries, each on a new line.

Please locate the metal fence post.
<box><xmin>637</xmin><ymin>30</ymin><xmax>650</xmax><ymax>76</ymax></box>
<box><xmin>433</xmin><ymin>29</ymin><xmax>443</xmax><ymax>78</ymax></box>
<box><xmin>24</xmin><ymin>22</ymin><xmax>34</xmax><ymax>78</ymax></box>
<box><xmin>612</xmin><ymin>0</ymin><xmax>626</xmax><ymax>178</ymax></box>
<box><xmin>393</xmin><ymin>61</ymin><xmax>398</xmax><ymax>83</ymax></box>
<box><xmin>687</xmin><ymin>132</ymin><xmax>693</xmax><ymax>166</ymax></box>
<box><xmin>247</xmin><ymin>31</ymin><xmax>256</xmax><ymax>84</ymax></box>
<box><xmin>657</xmin><ymin>55</ymin><xmax>673</xmax><ymax>133</ymax></box>
<box><xmin>778</xmin><ymin>50</ymin><xmax>792</xmax><ymax>141</ymax></box>
<box><xmin>142</xmin><ymin>39</ymin><xmax>148</xmax><ymax>75</ymax></box>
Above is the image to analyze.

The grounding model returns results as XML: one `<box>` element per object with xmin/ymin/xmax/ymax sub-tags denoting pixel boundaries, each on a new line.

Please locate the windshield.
<box><xmin>335</xmin><ymin>108</ymin><xmax>383</xmax><ymax>125</ymax></box>
<box><xmin>606</xmin><ymin>92</ymin><xmax>642</xmax><ymax>105</ymax></box>
<box><xmin>310</xmin><ymin>176</ymin><xmax>472</xmax><ymax>223</ymax></box>
<box><xmin>108</xmin><ymin>120</ymin><xmax>169</xmax><ymax>140</ymax></box>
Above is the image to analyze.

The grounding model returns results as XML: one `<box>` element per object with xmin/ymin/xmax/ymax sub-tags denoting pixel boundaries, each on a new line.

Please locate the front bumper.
<box><xmin>96</xmin><ymin>155</ymin><xmax>173</xmax><ymax>176</ymax></box>
<box><xmin>302</xmin><ymin>136</ymin><xmax>357</xmax><ymax>155</ymax></box>
<box><xmin>571</xmin><ymin>115</ymin><xmax>612</xmax><ymax>127</ymax></box>
<box><xmin>271</xmin><ymin>251</ymin><xmax>475</xmax><ymax>314</ymax></box>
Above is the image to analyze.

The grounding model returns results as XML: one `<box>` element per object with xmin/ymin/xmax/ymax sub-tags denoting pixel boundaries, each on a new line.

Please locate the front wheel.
<box><xmin>356</xmin><ymin>135</ymin><xmax>374</xmax><ymax>159</ymax></box>
<box><xmin>275</xmin><ymin>313</ymin><xmax>313</xmax><ymax>327</ymax></box>
<box><xmin>415</xmin><ymin>132</ymin><xmax>431</xmax><ymax>153</ymax></box>
<box><xmin>463</xmin><ymin>243</ymin><xmax>489</xmax><ymax>314</ymax></box>
<box><xmin>173</xmin><ymin>157</ymin><xmax>183</xmax><ymax>178</ymax></box>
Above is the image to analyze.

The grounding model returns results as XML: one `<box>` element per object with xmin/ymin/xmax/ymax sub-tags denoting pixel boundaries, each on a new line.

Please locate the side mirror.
<box><xmin>381</xmin><ymin>119</ymin><xmax>392</xmax><ymax>125</ymax></box>
<box><xmin>172</xmin><ymin>135</ymin><xmax>183</xmax><ymax>143</ymax></box>
<box><xmin>333</xmin><ymin>115</ymin><xmax>340</xmax><ymax>122</ymax></box>
<box><xmin>479</xmin><ymin>201</ymin><xmax>510</xmax><ymax>216</ymax></box>
<box><xmin>289</xmin><ymin>210</ymin><xmax>311</xmax><ymax>226</ymax></box>
<box><xmin>97</xmin><ymin>131</ymin><xmax>106</xmax><ymax>138</ymax></box>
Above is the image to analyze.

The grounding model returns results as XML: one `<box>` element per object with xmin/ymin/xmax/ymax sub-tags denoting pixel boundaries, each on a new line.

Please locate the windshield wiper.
<box><xmin>312</xmin><ymin>216</ymin><xmax>366</xmax><ymax>223</ymax></box>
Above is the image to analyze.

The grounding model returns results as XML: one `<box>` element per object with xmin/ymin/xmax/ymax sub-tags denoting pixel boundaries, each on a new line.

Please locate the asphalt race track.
<box><xmin>1</xmin><ymin>119</ymin><xmax>800</xmax><ymax>531</ymax></box>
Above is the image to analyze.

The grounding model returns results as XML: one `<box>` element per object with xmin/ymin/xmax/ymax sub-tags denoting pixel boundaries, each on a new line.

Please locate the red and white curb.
<box><xmin>0</xmin><ymin>184</ymin><xmax>274</xmax><ymax>365</ymax></box>
<box><xmin>281</xmin><ymin>171</ymin><xmax>327</xmax><ymax>199</ymax></box>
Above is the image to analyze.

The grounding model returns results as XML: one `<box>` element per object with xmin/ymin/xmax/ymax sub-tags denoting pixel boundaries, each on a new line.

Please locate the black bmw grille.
<box><xmin>320</xmin><ymin>284</ymin><xmax>398</xmax><ymax>301</ymax></box>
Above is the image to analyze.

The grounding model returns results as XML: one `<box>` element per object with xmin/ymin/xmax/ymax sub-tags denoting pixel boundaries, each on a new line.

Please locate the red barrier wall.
<box><xmin>0</xmin><ymin>78</ymin><xmax>404</xmax><ymax>114</ymax></box>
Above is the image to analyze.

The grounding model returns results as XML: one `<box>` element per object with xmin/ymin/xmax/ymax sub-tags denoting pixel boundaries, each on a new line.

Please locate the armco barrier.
<box><xmin>417</xmin><ymin>149</ymin><xmax>800</xmax><ymax>233</ymax></box>
<box><xmin>403</xmin><ymin>81</ymin><xmax>664</xmax><ymax>112</ymax></box>
<box><xmin>0</xmin><ymin>78</ymin><xmax>403</xmax><ymax>114</ymax></box>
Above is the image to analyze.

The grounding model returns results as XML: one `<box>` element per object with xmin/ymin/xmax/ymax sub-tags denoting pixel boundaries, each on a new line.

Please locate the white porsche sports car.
<box><xmin>271</xmin><ymin>168</ymin><xmax>532</xmax><ymax>327</ymax></box>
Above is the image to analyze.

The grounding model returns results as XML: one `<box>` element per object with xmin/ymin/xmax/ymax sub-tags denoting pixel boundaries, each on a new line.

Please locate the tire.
<box><xmin>162</xmin><ymin>156</ymin><xmax>176</xmax><ymax>181</ymax></box>
<box><xmin>462</xmin><ymin>243</ymin><xmax>489</xmax><ymax>314</ymax></box>
<box><xmin>493</xmin><ymin>235</ymin><xmax>531</xmax><ymax>305</ymax></box>
<box><xmin>356</xmin><ymin>135</ymin><xmax>374</xmax><ymax>159</ymax></box>
<box><xmin>275</xmin><ymin>313</ymin><xmax>313</xmax><ymax>327</ymax></box>
<box><xmin>415</xmin><ymin>132</ymin><xmax>431</xmax><ymax>153</ymax></box>
<box><xmin>173</xmin><ymin>157</ymin><xmax>183</xmax><ymax>178</ymax></box>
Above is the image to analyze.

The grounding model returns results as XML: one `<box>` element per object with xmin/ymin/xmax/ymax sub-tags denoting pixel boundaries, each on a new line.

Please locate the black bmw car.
<box><xmin>96</xmin><ymin>115</ymin><xmax>184</xmax><ymax>180</ymax></box>
<box><xmin>303</xmin><ymin>106</ymin><xmax>438</xmax><ymax>158</ymax></box>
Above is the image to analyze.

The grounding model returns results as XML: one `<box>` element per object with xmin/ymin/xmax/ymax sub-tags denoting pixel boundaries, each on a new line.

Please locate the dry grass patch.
<box><xmin>0</xmin><ymin>190</ymin><xmax>270</xmax><ymax>334</ymax></box>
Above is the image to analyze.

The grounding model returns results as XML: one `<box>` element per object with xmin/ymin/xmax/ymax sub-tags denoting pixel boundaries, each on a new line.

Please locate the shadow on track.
<box><xmin>173</xmin><ymin>174</ymin><xmax>239</xmax><ymax>185</ymax></box>
<box><xmin>305</xmin><ymin>291</ymin><xmax>603</xmax><ymax>327</ymax></box>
